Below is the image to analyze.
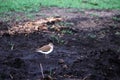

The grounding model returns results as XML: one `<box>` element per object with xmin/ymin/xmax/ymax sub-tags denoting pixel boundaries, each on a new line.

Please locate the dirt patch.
<box><xmin>0</xmin><ymin>7</ymin><xmax>120</xmax><ymax>80</ymax></box>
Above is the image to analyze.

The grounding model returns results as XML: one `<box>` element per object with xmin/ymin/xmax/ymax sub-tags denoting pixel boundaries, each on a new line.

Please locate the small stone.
<box><xmin>58</xmin><ymin>59</ymin><xmax>64</xmax><ymax>64</ymax></box>
<box><xmin>63</xmin><ymin>64</ymin><xmax>68</xmax><ymax>69</ymax></box>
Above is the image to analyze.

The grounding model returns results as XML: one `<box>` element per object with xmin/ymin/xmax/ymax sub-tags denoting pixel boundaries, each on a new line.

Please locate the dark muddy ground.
<box><xmin>0</xmin><ymin>7</ymin><xmax>120</xmax><ymax>80</ymax></box>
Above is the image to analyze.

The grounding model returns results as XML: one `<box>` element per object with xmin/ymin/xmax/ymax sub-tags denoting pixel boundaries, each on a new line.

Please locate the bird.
<box><xmin>35</xmin><ymin>43</ymin><xmax>54</xmax><ymax>58</ymax></box>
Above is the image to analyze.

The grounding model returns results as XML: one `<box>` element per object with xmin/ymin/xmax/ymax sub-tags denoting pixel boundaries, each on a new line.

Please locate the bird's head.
<box><xmin>49</xmin><ymin>43</ymin><xmax>54</xmax><ymax>47</ymax></box>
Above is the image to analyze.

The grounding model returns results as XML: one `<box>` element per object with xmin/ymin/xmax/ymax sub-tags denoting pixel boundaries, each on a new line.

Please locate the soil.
<box><xmin>0</xmin><ymin>7</ymin><xmax>120</xmax><ymax>80</ymax></box>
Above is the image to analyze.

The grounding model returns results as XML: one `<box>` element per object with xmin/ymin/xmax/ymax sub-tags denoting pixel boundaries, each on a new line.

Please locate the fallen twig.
<box><xmin>39</xmin><ymin>63</ymin><xmax>45</xmax><ymax>79</ymax></box>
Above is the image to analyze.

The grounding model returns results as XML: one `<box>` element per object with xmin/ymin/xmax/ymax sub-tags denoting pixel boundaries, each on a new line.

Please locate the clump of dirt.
<box><xmin>0</xmin><ymin>8</ymin><xmax>120</xmax><ymax>80</ymax></box>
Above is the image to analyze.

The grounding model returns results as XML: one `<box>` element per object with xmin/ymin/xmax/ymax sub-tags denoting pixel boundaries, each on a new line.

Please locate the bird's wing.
<box><xmin>39</xmin><ymin>45</ymin><xmax>51</xmax><ymax>52</ymax></box>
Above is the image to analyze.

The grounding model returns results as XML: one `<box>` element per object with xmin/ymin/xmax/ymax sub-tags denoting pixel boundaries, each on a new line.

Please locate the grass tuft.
<box><xmin>0</xmin><ymin>0</ymin><xmax>120</xmax><ymax>13</ymax></box>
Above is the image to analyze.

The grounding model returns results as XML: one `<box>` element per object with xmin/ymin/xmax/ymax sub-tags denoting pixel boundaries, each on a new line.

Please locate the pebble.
<box><xmin>58</xmin><ymin>59</ymin><xmax>65</xmax><ymax>64</ymax></box>
<box><xmin>62</xmin><ymin>64</ymin><xmax>68</xmax><ymax>69</ymax></box>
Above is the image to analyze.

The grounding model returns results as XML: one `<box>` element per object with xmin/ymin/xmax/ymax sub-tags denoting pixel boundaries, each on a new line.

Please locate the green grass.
<box><xmin>0</xmin><ymin>0</ymin><xmax>120</xmax><ymax>13</ymax></box>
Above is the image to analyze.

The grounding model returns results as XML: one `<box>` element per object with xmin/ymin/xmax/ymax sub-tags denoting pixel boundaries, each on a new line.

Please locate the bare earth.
<box><xmin>0</xmin><ymin>7</ymin><xmax>120</xmax><ymax>80</ymax></box>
